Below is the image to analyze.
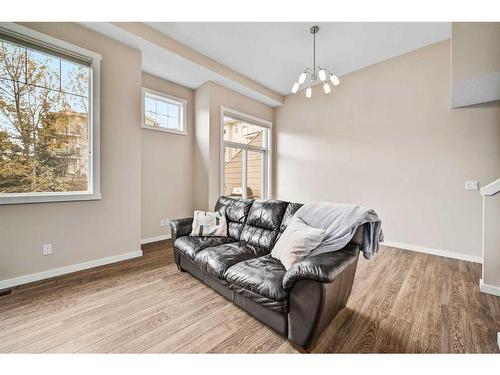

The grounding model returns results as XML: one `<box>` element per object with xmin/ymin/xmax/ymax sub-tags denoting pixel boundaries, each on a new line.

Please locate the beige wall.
<box><xmin>452</xmin><ymin>23</ymin><xmax>500</xmax><ymax>81</ymax></box>
<box><xmin>3</xmin><ymin>23</ymin><xmax>497</xmax><ymax>286</ymax></box>
<box><xmin>141</xmin><ymin>73</ymin><xmax>195</xmax><ymax>240</ymax></box>
<box><xmin>483</xmin><ymin>194</ymin><xmax>500</xmax><ymax>287</ymax></box>
<box><xmin>275</xmin><ymin>40</ymin><xmax>500</xmax><ymax>258</ymax></box>
<box><xmin>193</xmin><ymin>83</ymin><xmax>211</xmax><ymax>211</ymax></box>
<box><xmin>0</xmin><ymin>23</ymin><xmax>142</xmax><ymax>281</ymax></box>
<box><xmin>194</xmin><ymin>81</ymin><xmax>274</xmax><ymax>211</ymax></box>
<box><xmin>451</xmin><ymin>23</ymin><xmax>500</xmax><ymax>108</ymax></box>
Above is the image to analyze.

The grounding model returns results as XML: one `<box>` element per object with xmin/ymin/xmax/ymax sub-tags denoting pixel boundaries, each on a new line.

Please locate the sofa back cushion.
<box><xmin>279</xmin><ymin>202</ymin><xmax>303</xmax><ymax>233</ymax></box>
<box><xmin>274</xmin><ymin>201</ymin><xmax>303</xmax><ymax>242</ymax></box>
<box><xmin>240</xmin><ymin>200</ymin><xmax>288</xmax><ymax>252</ymax></box>
<box><xmin>215</xmin><ymin>196</ymin><xmax>254</xmax><ymax>240</ymax></box>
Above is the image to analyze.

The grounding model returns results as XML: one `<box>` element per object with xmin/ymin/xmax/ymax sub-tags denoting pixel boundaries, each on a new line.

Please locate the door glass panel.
<box><xmin>224</xmin><ymin>146</ymin><xmax>244</xmax><ymax>197</ymax></box>
<box><xmin>222</xmin><ymin>112</ymin><xmax>269</xmax><ymax>200</ymax></box>
<box><xmin>247</xmin><ymin>150</ymin><xmax>264</xmax><ymax>199</ymax></box>
<box><xmin>223</xmin><ymin>116</ymin><xmax>265</xmax><ymax>148</ymax></box>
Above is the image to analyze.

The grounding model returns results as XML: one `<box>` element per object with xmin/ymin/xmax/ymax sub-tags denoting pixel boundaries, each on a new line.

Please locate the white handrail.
<box><xmin>481</xmin><ymin>178</ymin><xmax>500</xmax><ymax>196</ymax></box>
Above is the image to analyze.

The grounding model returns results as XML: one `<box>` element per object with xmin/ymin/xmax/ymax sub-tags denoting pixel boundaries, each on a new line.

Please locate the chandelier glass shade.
<box><xmin>291</xmin><ymin>26</ymin><xmax>340</xmax><ymax>98</ymax></box>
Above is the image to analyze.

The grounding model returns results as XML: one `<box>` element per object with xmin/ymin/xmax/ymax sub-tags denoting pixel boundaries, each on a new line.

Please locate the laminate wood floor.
<box><xmin>1</xmin><ymin>241</ymin><xmax>498</xmax><ymax>353</ymax></box>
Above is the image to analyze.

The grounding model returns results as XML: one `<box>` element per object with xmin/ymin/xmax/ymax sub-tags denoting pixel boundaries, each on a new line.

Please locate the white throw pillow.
<box><xmin>271</xmin><ymin>218</ymin><xmax>326</xmax><ymax>270</ymax></box>
<box><xmin>190</xmin><ymin>209</ymin><xmax>227</xmax><ymax>237</ymax></box>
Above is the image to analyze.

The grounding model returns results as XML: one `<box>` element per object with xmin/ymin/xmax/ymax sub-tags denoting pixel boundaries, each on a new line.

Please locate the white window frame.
<box><xmin>141</xmin><ymin>88</ymin><xmax>187</xmax><ymax>136</ymax></box>
<box><xmin>220</xmin><ymin>107</ymin><xmax>273</xmax><ymax>200</ymax></box>
<box><xmin>0</xmin><ymin>22</ymin><xmax>101</xmax><ymax>205</ymax></box>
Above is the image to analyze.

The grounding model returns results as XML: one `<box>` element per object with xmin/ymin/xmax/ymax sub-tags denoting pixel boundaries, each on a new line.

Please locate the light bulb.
<box><xmin>330</xmin><ymin>74</ymin><xmax>340</xmax><ymax>86</ymax></box>
<box><xmin>305</xmin><ymin>87</ymin><xmax>312</xmax><ymax>98</ymax></box>
<box><xmin>323</xmin><ymin>83</ymin><xmax>331</xmax><ymax>94</ymax></box>
<box><xmin>318</xmin><ymin>69</ymin><xmax>327</xmax><ymax>81</ymax></box>
<box><xmin>291</xmin><ymin>82</ymin><xmax>300</xmax><ymax>94</ymax></box>
<box><xmin>298</xmin><ymin>72</ymin><xmax>307</xmax><ymax>84</ymax></box>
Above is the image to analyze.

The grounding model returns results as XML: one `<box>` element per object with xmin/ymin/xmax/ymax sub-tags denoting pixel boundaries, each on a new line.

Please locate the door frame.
<box><xmin>219</xmin><ymin>106</ymin><xmax>272</xmax><ymax>200</ymax></box>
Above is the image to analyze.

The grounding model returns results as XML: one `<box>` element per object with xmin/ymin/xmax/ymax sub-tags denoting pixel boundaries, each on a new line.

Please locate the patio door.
<box><xmin>221</xmin><ymin>110</ymin><xmax>271</xmax><ymax>200</ymax></box>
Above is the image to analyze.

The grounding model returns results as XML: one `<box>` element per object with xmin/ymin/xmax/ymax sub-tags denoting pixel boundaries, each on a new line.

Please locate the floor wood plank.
<box><xmin>0</xmin><ymin>242</ymin><xmax>498</xmax><ymax>353</ymax></box>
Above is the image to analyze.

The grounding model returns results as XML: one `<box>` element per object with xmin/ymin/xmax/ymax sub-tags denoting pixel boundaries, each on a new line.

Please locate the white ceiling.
<box><xmin>145</xmin><ymin>22</ymin><xmax>451</xmax><ymax>95</ymax></box>
<box><xmin>81</xmin><ymin>22</ymin><xmax>284</xmax><ymax>106</ymax></box>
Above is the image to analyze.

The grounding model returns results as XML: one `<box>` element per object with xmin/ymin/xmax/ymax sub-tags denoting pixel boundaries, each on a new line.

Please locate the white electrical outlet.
<box><xmin>465</xmin><ymin>181</ymin><xmax>479</xmax><ymax>190</ymax></box>
<box><xmin>42</xmin><ymin>243</ymin><xmax>52</xmax><ymax>256</ymax></box>
<box><xmin>160</xmin><ymin>219</ymin><xmax>165</xmax><ymax>226</ymax></box>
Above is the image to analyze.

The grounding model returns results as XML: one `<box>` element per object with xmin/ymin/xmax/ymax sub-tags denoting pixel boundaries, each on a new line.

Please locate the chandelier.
<box><xmin>291</xmin><ymin>25</ymin><xmax>340</xmax><ymax>98</ymax></box>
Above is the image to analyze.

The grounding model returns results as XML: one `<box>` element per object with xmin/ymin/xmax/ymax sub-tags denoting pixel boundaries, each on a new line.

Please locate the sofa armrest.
<box><xmin>170</xmin><ymin>217</ymin><xmax>193</xmax><ymax>243</ymax></box>
<box><xmin>282</xmin><ymin>243</ymin><xmax>360</xmax><ymax>290</ymax></box>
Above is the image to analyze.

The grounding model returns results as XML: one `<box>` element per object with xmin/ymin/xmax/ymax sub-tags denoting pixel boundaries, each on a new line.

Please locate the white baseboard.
<box><xmin>140</xmin><ymin>234</ymin><xmax>171</xmax><ymax>245</ymax></box>
<box><xmin>0</xmin><ymin>250</ymin><xmax>143</xmax><ymax>290</ymax></box>
<box><xmin>381</xmin><ymin>240</ymin><xmax>482</xmax><ymax>264</ymax></box>
<box><xmin>479</xmin><ymin>279</ymin><xmax>500</xmax><ymax>297</ymax></box>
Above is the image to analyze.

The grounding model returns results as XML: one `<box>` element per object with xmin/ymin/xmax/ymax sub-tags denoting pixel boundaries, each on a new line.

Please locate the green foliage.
<box><xmin>0</xmin><ymin>40</ymin><xmax>89</xmax><ymax>193</ymax></box>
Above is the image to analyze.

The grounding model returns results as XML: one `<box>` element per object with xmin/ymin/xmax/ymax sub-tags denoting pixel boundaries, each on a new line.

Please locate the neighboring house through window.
<box><xmin>0</xmin><ymin>23</ymin><xmax>101</xmax><ymax>205</ymax></box>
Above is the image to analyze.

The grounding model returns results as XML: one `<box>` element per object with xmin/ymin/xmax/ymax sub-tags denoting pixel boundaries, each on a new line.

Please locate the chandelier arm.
<box><xmin>291</xmin><ymin>25</ymin><xmax>338</xmax><ymax>95</ymax></box>
<box><xmin>325</xmin><ymin>68</ymin><xmax>339</xmax><ymax>78</ymax></box>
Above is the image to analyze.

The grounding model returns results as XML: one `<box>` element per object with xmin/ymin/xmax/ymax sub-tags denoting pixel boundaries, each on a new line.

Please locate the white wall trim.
<box><xmin>0</xmin><ymin>250</ymin><xmax>143</xmax><ymax>290</ymax></box>
<box><xmin>382</xmin><ymin>240</ymin><xmax>482</xmax><ymax>263</ymax></box>
<box><xmin>479</xmin><ymin>279</ymin><xmax>500</xmax><ymax>297</ymax></box>
<box><xmin>480</xmin><ymin>178</ymin><xmax>500</xmax><ymax>196</ymax></box>
<box><xmin>140</xmin><ymin>234</ymin><xmax>171</xmax><ymax>245</ymax></box>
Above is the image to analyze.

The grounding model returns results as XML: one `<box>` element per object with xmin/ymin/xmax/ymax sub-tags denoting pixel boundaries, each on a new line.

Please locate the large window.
<box><xmin>142</xmin><ymin>88</ymin><xmax>186</xmax><ymax>135</ymax></box>
<box><xmin>221</xmin><ymin>109</ymin><xmax>271</xmax><ymax>200</ymax></box>
<box><xmin>0</xmin><ymin>24</ymin><xmax>100</xmax><ymax>204</ymax></box>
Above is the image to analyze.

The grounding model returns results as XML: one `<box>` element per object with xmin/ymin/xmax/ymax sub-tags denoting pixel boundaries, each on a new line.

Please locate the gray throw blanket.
<box><xmin>293</xmin><ymin>201</ymin><xmax>384</xmax><ymax>260</ymax></box>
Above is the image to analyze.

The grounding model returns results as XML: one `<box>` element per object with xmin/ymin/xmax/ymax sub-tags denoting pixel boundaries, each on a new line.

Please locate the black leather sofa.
<box><xmin>170</xmin><ymin>196</ymin><xmax>363</xmax><ymax>350</ymax></box>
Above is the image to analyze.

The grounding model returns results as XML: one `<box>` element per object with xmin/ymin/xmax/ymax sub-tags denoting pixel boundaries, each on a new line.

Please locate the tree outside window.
<box><xmin>0</xmin><ymin>38</ymin><xmax>91</xmax><ymax>194</ymax></box>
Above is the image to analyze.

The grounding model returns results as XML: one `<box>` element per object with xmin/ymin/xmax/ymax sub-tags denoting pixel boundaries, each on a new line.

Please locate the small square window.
<box><xmin>141</xmin><ymin>88</ymin><xmax>186</xmax><ymax>135</ymax></box>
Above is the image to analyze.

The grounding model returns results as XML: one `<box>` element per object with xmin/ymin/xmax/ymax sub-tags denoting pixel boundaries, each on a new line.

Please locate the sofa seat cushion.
<box><xmin>225</xmin><ymin>255</ymin><xmax>287</xmax><ymax>301</ymax></box>
<box><xmin>193</xmin><ymin>242</ymin><xmax>268</xmax><ymax>279</ymax></box>
<box><xmin>174</xmin><ymin>236</ymin><xmax>236</xmax><ymax>260</ymax></box>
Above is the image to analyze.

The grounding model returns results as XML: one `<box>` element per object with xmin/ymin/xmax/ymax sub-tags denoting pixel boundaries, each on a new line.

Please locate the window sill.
<box><xmin>0</xmin><ymin>192</ymin><xmax>102</xmax><ymax>205</ymax></box>
<box><xmin>141</xmin><ymin>125</ymin><xmax>187</xmax><ymax>136</ymax></box>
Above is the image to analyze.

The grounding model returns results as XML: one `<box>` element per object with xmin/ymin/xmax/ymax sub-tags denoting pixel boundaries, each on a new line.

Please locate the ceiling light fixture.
<box><xmin>291</xmin><ymin>25</ymin><xmax>340</xmax><ymax>98</ymax></box>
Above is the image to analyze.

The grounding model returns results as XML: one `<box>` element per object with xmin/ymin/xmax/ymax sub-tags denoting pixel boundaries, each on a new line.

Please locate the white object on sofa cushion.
<box><xmin>190</xmin><ymin>209</ymin><xmax>227</xmax><ymax>237</ymax></box>
<box><xmin>271</xmin><ymin>218</ymin><xmax>326</xmax><ymax>270</ymax></box>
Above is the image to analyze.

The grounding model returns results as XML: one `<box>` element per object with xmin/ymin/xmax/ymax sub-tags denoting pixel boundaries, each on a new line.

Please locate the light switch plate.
<box><xmin>42</xmin><ymin>243</ymin><xmax>52</xmax><ymax>256</ymax></box>
<box><xmin>465</xmin><ymin>181</ymin><xmax>479</xmax><ymax>190</ymax></box>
